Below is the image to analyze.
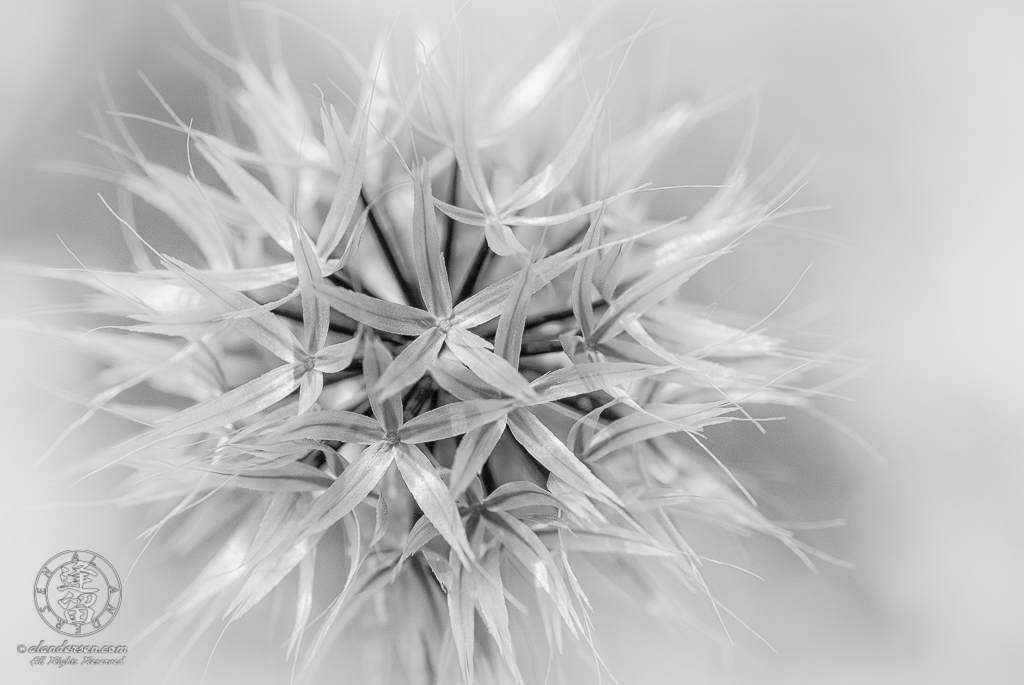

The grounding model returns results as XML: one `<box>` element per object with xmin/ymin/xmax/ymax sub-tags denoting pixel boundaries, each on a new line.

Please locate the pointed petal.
<box><xmin>453</xmin><ymin>68</ymin><xmax>497</xmax><ymax>215</ymax></box>
<box><xmin>497</xmin><ymin>92</ymin><xmax>604</xmax><ymax>215</ymax></box>
<box><xmin>594</xmin><ymin>250</ymin><xmax>725</xmax><ymax>343</ymax></box>
<box><xmin>446</xmin><ymin>327</ymin><xmax>539</xmax><ymax>403</ymax></box>
<box><xmin>226</xmin><ymin>537</ymin><xmax>317</xmax><ymax>622</ymax></box>
<box><xmin>530</xmin><ymin>362</ymin><xmax>667</xmax><ymax>402</ymax></box>
<box><xmin>449</xmin><ymin>418</ymin><xmax>506</xmax><ymax>499</ymax></box>
<box><xmin>361</xmin><ymin>334</ymin><xmax>404</xmax><ymax>433</ymax></box>
<box><xmin>447</xmin><ymin>558</ymin><xmax>477</xmax><ymax>685</ymax></box>
<box><xmin>290</xmin><ymin>222</ymin><xmax>330</xmax><ymax>353</ymax></box>
<box><xmin>298</xmin><ymin>441</ymin><xmax>394</xmax><ymax>538</ymax></box>
<box><xmin>540</xmin><ymin>528</ymin><xmax>675</xmax><ymax>557</ymax></box>
<box><xmin>154</xmin><ymin>362</ymin><xmax>300</xmax><ymax>437</ymax></box>
<box><xmin>316</xmin><ymin>104</ymin><xmax>369</xmax><ymax>260</ymax></box>
<box><xmin>452</xmin><ymin>244</ymin><xmax>582</xmax><ymax>328</ymax></box>
<box><xmin>286</xmin><ymin>545</ymin><xmax>317</xmax><ymax>658</ymax></box>
<box><xmin>195</xmin><ymin>138</ymin><xmax>294</xmax><ymax>252</ymax></box>
<box><xmin>313</xmin><ymin>336</ymin><xmax>360</xmax><ymax>373</ymax></box>
<box><xmin>398</xmin><ymin>514</ymin><xmax>441</xmax><ymax>569</ymax></box>
<box><xmin>429</xmin><ymin>357</ymin><xmax>498</xmax><ymax>402</ymax></box>
<box><xmin>476</xmin><ymin>548</ymin><xmax>522</xmax><ymax>681</ymax></box>
<box><xmin>132</xmin><ymin>163</ymin><xmax>237</xmax><ymax>270</ymax></box>
<box><xmin>297</xmin><ymin>369</ymin><xmax>324</xmax><ymax>414</ymax></box>
<box><xmin>494</xmin><ymin>262</ymin><xmax>540</xmax><ymax>368</ymax></box>
<box><xmin>276</xmin><ymin>409</ymin><xmax>385</xmax><ymax>445</ymax></box>
<box><xmin>163</xmin><ymin>255</ymin><xmax>302</xmax><ymax>362</ymax></box>
<box><xmin>246</xmin><ymin>492</ymin><xmax>303</xmax><ymax>566</ymax></box>
<box><xmin>609</xmin><ymin>101</ymin><xmax>702</xmax><ymax>190</ymax></box>
<box><xmin>399</xmin><ymin>399</ymin><xmax>512</xmax><ymax>444</ymax></box>
<box><xmin>507</xmin><ymin>408</ymin><xmax>621</xmax><ymax>506</ymax></box>
<box><xmin>483</xmin><ymin>480</ymin><xmax>565</xmax><ymax>513</ymax></box>
<box><xmin>370</xmin><ymin>327</ymin><xmax>445</xmax><ymax>402</ymax></box>
<box><xmin>433</xmin><ymin>198</ymin><xmax>488</xmax><ymax>226</ymax></box>
<box><xmin>484</xmin><ymin>220</ymin><xmax>528</xmax><ymax>257</ymax></box>
<box><xmin>571</xmin><ymin>206</ymin><xmax>606</xmax><ymax>335</ymax></box>
<box><xmin>210</xmin><ymin>462</ymin><xmax>335</xmax><ymax>493</ymax></box>
<box><xmin>394</xmin><ymin>444</ymin><xmax>474</xmax><ymax>566</ymax></box>
<box><xmin>587</xmin><ymin>402</ymin><xmax>735</xmax><ymax>462</ymax></box>
<box><xmin>593</xmin><ymin>239</ymin><xmax>629</xmax><ymax>302</ymax></box>
<box><xmin>315</xmin><ymin>281</ymin><xmax>435</xmax><ymax>336</ymax></box>
<box><xmin>412</xmin><ymin>164</ymin><xmax>453</xmax><ymax>316</ymax></box>
<box><xmin>484</xmin><ymin>2</ymin><xmax>608</xmax><ymax>136</ymax></box>
<box><xmin>502</xmin><ymin>188</ymin><xmax>640</xmax><ymax>226</ymax></box>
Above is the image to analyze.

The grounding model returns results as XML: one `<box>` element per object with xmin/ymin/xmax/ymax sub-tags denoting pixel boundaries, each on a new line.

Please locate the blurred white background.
<box><xmin>1</xmin><ymin>0</ymin><xmax>1022</xmax><ymax>683</ymax></box>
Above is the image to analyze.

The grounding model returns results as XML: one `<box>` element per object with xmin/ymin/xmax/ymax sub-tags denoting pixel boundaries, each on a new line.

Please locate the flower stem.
<box><xmin>443</xmin><ymin>162</ymin><xmax>459</xmax><ymax>273</ymax></box>
<box><xmin>455</xmin><ymin>237</ymin><xmax>491</xmax><ymax>304</ymax></box>
<box><xmin>360</xmin><ymin>188</ymin><xmax>421</xmax><ymax>308</ymax></box>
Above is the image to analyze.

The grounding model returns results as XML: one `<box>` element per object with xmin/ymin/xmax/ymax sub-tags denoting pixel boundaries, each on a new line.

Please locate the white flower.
<box><xmin>17</xmin><ymin>8</ymin><xmax>840</xmax><ymax>684</ymax></box>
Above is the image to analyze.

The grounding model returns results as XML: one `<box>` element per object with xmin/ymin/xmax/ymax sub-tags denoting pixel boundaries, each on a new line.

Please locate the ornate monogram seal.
<box><xmin>34</xmin><ymin>551</ymin><xmax>121</xmax><ymax>637</ymax></box>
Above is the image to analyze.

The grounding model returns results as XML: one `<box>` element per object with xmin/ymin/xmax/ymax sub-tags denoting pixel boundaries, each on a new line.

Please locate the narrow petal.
<box><xmin>290</xmin><ymin>221</ymin><xmax>330</xmax><ymax>353</ymax></box>
<box><xmin>446</xmin><ymin>327</ymin><xmax>539</xmax><ymax>403</ymax></box>
<box><xmin>313</xmin><ymin>336</ymin><xmax>360</xmax><ymax>373</ymax></box>
<box><xmin>287</xmin><ymin>546</ymin><xmax>317</xmax><ymax>658</ymax></box>
<box><xmin>394</xmin><ymin>444</ymin><xmax>474</xmax><ymax>566</ymax></box>
<box><xmin>507</xmin><ymin>408</ymin><xmax>621</xmax><ymax>506</ymax></box>
<box><xmin>316</xmin><ymin>104</ymin><xmax>368</xmax><ymax>260</ymax></box>
<box><xmin>586</xmin><ymin>402</ymin><xmax>735</xmax><ymax>462</ymax></box>
<box><xmin>315</xmin><ymin>281</ymin><xmax>435</xmax><ymax>336</ymax></box>
<box><xmin>432</xmin><ymin>198</ymin><xmax>488</xmax><ymax>226</ymax></box>
<box><xmin>485</xmin><ymin>3</ymin><xmax>607</xmax><ymax>136</ymax></box>
<box><xmin>593</xmin><ymin>250</ymin><xmax>724</xmax><ymax>343</ymax></box>
<box><xmin>497</xmin><ymin>92</ymin><xmax>604</xmax><ymax>215</ymax></box>
<box><xmin>482</xmin><ymin>480</ymin><xmax>564</xmax><ymax>513</ymax></box>
<box><xmin>447</xmin><ymin>558</ymin><xmax>476</xmax><ymax>685</ymax></box>
<box><xmin>163</xmin><ymin>256</ymin><xmax>303</xmax><ymax>362</ymax></box>
<box><xmin>154</xmin><ymin>362</ymin><xmax>300</xmax><ymax>438</ymax></box>
<box><xmin>530</xmin><ymin>362</ymin><xmax>667</xmax><ymax>402</ymax></box>
<box><xmin>494</xmin><ymin>261</ymin><xmax>540</xmax><ymax>368</ymax></box>
<box><xmin>476</xmin><ymin>548</ymin><xmax>522</xmax><ymax>682</ymax></box>
<box><xmin>277</xmin><ymin>409</ymin><xmax>385</xmax><ymax>445</ymax></box>
<box><xmin>298</xmin><ymin>441</ymin><xmax>395</xmax><ymax>539</ymax></box>
<box><xmin>399</xmin><ymin>399</ymin><xmax>512</xmax><ymax>444</ymax></box>
<box><xmin>371</xmin><ymin>326</ymin><xmax>445</xmax><ymax>402</ymax></box>
<box><xmin>207</xmin><ymin>462</ymin><xmax>335</xmax><ymax>493</ymax></box>
<box><xmin>429</xmin><ymin>357</ymin><xmax>497</xmax><ymax>402</ymax></box>
<box><xmin>571</xmin><ymin>206</ymin><xmax>606</xmax><ymax>336</ymax></box>
<box><xmin>452</xmin><ymin>244</ymin><xmax>582</xmax><ymax>328</ymax></box>
<box><xmin>411</xmin><ymin>164</ymin><xmax>453</xmax><ymax>316</ymax></box>
<box><xmin>449</xmin><ymin>418</ymin><xmax>506</xmax><ymax>499</ymax></box>
<box><xmin>297</xmin><ymin>369</ymin><xmax>324</xmax><ymax>414</ymax></box>
<box><xmin>196</xmin><ymin>138</ymin><xmax>294</xmax><ymax>252</ymax></box>
<box><xmin>484</xmin><ymin>220</ymin><xmax>528</xmax><ymax>257</ymax></box>
<box><xmin>226</xmin><ymin>537</ymin><xmax>317</xmax><ymax>622</ymax></box>
<box><xmin>452</xmin><ymin>68</ymin><xmax>497</xmax><ymax>215</ymax></box>
<box><xmin>361</xmin><ymin>334</ymin><xmax>404</xmax><ymax>432</ymax></box>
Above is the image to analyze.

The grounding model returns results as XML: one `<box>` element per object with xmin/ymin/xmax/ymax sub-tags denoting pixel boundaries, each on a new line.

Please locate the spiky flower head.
<box><xmin>18</xmin><ymin>7</ymin><xmax>838</xmax><ymax>683</ymax></box>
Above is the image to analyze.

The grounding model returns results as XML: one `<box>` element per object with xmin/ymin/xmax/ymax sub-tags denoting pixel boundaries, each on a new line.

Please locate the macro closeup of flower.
<box><xmin>6</xmin><ymin>0</ymin><xmax>1024</xmax><ymax>683</ymax></box>
<box><xmin>2</xmin><ymin>3</ymin><xmax>858</xmax><ymax>684</ymax></box>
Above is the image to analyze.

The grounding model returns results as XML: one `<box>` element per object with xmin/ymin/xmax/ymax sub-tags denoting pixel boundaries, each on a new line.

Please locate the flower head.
<box><xmin>19</xmin><ymin>8</ymin><xmax>840</xmax><ymax>683</ymax></box>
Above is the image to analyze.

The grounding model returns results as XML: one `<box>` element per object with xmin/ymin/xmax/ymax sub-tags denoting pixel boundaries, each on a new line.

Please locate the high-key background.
<box><xmin>1</xmin><ymin>1</ymin><xmax>1021</xmax><ymax>683</ymax></box>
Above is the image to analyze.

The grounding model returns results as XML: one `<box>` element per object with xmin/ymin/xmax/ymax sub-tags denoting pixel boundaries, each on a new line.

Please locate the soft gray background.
<box><xmin>1</xmin><ymin>0</ymin><xmax>1022</xmax><ymax>683</ymax></box>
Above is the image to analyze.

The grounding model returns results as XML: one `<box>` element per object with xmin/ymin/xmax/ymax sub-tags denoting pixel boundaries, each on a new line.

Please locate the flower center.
<box><xmin>384</xmin><ymin>431</ymin><xmax>401</xmax><ymax>445</ymax></box>
<box><xmin>302</xmin><ymin>355</ymin><xmax>316</xmax><ymax>372</ymax></box>
<box><xmin>437</xmin><ymin>318</ymin><xmax>453</xmax><ymax>334</ymax></box>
